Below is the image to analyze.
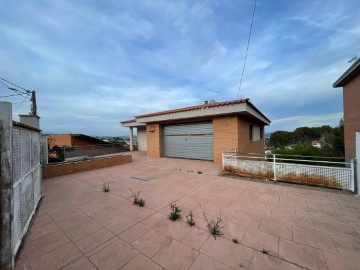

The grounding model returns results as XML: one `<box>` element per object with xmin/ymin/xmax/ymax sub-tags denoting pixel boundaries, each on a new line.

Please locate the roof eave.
<box><xmin>333</xmin><ymin>59</ymin><xmax>360</xmax><ymax>88</ymax></box>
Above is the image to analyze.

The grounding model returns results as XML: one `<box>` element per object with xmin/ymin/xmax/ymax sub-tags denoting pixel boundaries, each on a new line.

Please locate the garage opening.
<box><xmin>163</xmin><ymin>122</ymin><xmax>213</xmax><ymax>160</ymax></box>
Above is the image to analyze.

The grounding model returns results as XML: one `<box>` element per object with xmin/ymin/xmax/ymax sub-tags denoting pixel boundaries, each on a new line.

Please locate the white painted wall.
<box><xmin>356</xmin><ymin>132</ymin><xmax>360</xmax><ymax>195</ymax></box>
<box><xmin>137</xmin><ymin>127</ymin><xmax>147</xmax><ymax>151</ymax></box>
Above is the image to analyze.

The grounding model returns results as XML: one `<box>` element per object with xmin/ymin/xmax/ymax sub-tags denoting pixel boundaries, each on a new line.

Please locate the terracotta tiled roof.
<box><xmin>135</xmin><ymin>98</ymin><xmax>250</xmax><ymax>119</ymax></box>
<box><xmin>121</xmin><ymin>119</ymin><xmax>136</xmax><ymax>124</ymax></box>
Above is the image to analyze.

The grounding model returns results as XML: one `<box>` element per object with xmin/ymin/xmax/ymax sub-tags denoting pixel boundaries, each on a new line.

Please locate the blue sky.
<box><xmin>0</xmin><ymin>0</ymin><xmax>358</xmax><ymax>136</ymax></box>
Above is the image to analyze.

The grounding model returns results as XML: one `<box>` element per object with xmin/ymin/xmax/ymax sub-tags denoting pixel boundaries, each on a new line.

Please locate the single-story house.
<box><xmin>333</xmin><ymin>58</ymin><xmax>360</xmax><ymax>158</ymax></box>
<box><xmin>121</xmin><ymin>98</ymin><xmax>270</xmax><ymax>163</ymax></box>
<box><xmin>48</xmin><ymin>134</ymin><xmax>110</xmax><ymax>148</ymax></box>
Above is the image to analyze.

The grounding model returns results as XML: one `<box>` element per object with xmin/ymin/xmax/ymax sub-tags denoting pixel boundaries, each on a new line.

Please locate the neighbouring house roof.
<box><xmin>333</xmin><ymin>58</ymin><xmax>360</xmax><ymax>87</ymax></box>
<box><xmin>121</xmin><ymin>98</ymin><xmax>271</xmax><ymax>127</ymax></box>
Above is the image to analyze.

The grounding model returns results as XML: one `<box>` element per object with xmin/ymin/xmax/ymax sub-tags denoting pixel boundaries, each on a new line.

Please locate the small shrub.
<box><xmin>129</xmin><ymin>188</ymin><xmax>145</xmax><ymax>207</ymax></box>
<box><xmin>168</xmin><ymin>203</ymin><xmax>182</xmax><ymax>221</ymax></box>
<box><xmin>103</xmin><ymin>182</ymin><xmax>110</xmax><ymax>192</ymax></box>
<box><xmin>197</xmin><ymin>170</ymin><xmax>202</xmax><ymax>174</ymax></box>
<box><xmin>186</xmin><ymin>210</ymin><xmax>195</xmax><ymax>227</ymax></box>
<box><xmin>262</xmin><ymin>249</ymin><xmax>268</xmax><ymax>254</ymax></box>
<box><xmin>202</xmin><ymin>206</ymin><xmax>224</xmax><ymax>239</ymax></box>
<box><xmin>232</xmin><ymin>238</ymin><xmax>239</xmax><ymax>244</ymax></box>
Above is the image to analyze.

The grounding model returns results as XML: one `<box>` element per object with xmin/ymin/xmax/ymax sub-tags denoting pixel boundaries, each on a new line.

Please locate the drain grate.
<box><xmin>130</xmin><ymin>176</ymin><xmax>149</xmax><ymax>182</ymax></box>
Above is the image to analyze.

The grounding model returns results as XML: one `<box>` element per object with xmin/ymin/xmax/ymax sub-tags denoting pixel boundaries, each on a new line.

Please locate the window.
<box><xmin>249</xmin><ymin>125</ymin><xmax>261</xmax><ymax>141</ymax></box>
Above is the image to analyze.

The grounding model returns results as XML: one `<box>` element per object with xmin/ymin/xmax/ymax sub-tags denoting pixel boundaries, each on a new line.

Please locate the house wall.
<box><xmin>137</xmin><ymin>127</ymin><xmax>147</xmax><ymax>151</ymax></box>
<box><xmin>146</xmin><ymin>124</ymin><xmax>163</xmax><ymax>157</ymax></box>
<box><xmin>146</xmin><ymin>115</ymin><xmax>265</xmax><ymax>163</ymax></box>
<box><xmin>343</xmin><ymin>75</ymin><xmax>360</xmax><ymax>158</ymax></box>
<box><xmin>237</xmin><ymin>117</ymin><xmax>265</xmax><ymax>155</ymax></box>
<box><xmin>49</xmin><ymin>134</ymin><xmax>72</xmax><ymax>147</ymax></box>
<box><xmin>213</xmin><ymin>115</ymin><xmax>239</xmax><ymax>163</ymax></box>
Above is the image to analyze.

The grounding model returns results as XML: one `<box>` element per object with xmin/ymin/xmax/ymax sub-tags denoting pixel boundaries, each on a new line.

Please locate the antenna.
<box><xmin>348</xmin><ymin>56</ymin><xmax>358</xmax><ymax>63</ymax></box>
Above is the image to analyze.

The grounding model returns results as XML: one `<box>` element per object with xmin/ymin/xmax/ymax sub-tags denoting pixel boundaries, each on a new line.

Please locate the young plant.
<box><xmin>103</xmin><ymin>182</ymin><xmax>110</xmax><ymax>192</ymax></box>
<box><xmin>129</xmin><ymin>188</ymin><xmax>145</xmax><ymax>207</ymax></box>
<box><xmin>168</xmin><ymin>203</ymin><xmax>182</xmax><ymax>221</ymax></box>
<box><xmin>186</xmin><ymin>210</ymin><xmax>195</xmax><ymax>227</ymax></box>
<box><xmin>232</xmin><ymin>238</ymin><xmax>239</xmax><ymax>244</ymax></box>
<box><xmin>262</xmin><ymin>249</ymin><xmax>268</xmax><ymax>254</ymax></box>
<box><xmin>201</xmin><ymin>206</ymin><xmax>224</xmax><ymax>239</ymax></box>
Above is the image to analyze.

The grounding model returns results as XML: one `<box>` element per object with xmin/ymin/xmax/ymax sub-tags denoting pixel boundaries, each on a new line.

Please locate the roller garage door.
<box><xmin>163</xmin><ymin>122</ymin><xmax>214</xmax><ymax>160</ymax></box>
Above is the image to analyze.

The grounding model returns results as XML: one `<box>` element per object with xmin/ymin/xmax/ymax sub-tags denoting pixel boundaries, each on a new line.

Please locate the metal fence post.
<box><xmin>350</xmin><ymin>158</ymin><xmax>355</xmax><ymax>192</ymax></box>
<box><xmin>63</xmin><ymin>146</ymin><xmax>66</xmax><ymax>160</ymax></box>
<box><xmin>273</xmin><ymin>154</ymin><xmax>277</xmax><ymax>182</ymax></box>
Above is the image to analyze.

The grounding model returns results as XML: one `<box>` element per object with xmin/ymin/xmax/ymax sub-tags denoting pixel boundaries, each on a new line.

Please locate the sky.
<box><xmin>0</xmin><ymin>0</ymin><xmax>359</xmax><ymax>136</ymax></box>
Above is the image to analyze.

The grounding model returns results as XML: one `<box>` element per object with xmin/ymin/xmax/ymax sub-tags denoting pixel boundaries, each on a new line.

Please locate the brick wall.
<box><xmin>343</xmin><ymin>75</ymin><xmax>360</xmax><ymax>158</ymax></box>
<box><xmin>48</xmin><ymin>134</ymin><xmax>72</xmax><ymax>147</ymax></box>
<box><xmin>42</xmin><ymin>154</ymin><xmax>132</xmax><ymax>179</ymax></box>
<box><xmin>146</xmin><ymin>124</ymin><xmax>163</xmax><ymax>158</ymax></box>
<box><xmin>237</xmin><ymin>117</ymin><xmax>265</xmax><ymax>155</ymax></box>
<box><xmin>213</xmin><ymin>115</ymin><xmax>239</xmax><ymax>163</ymax></box>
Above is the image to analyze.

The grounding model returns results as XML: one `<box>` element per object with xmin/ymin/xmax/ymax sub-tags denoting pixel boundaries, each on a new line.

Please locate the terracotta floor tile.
<box><xmin>62</xmin><ymin>256</ymin><xmax>97</xmax><ymax>270</ymax></box>
<box><xmin>26</xmin><ymin>222</ymin><xmax>60</xmax><ymax>241</ymax></box>
<box><xmin>231</xmin><ymin>211</ymin><xmax>261</xmax><ymax>229</ymax></box>
<box><xmin>153</xmin><ymin>240</ymin><xmax>199</xmax><ymax>270</ymax></box>
<box><xmin>89</xmin><ymin>239</ymin><xmax>139</xmax><ymax>269</ymax></box>
<box><xmin>293</xmin><ymin>226</ymin><xmax>337</xmax><ymax>253</ymax></box>
<box><xmin>141</xmin><ymin>212</ymin><xmax>167</xmax><ymax>227</ymax></box>
<box><xmin>31</xmin><ymin>214</ymin><xmax>53</xmax><ymax>228</ymax></box>
<box><xmin>121</xmin><ymin>254</ymin><xmax>162</xmax><ymax>270</ymax></box>
<box><xmin>14</xmin><ymin>252</ymin><xmax>31</xmax><ymax>270</ymax></box>
<box><xmin>155</xmin><ymin>218</ymin><xmax>191</xmax><ymax>241</ymax></box>
<box><xmin>101</xmin><ymin>213</ymin><xmax>138</xmax><ymax>235</ymax></box>
<box><xmin>279</xmin><ymin>239</ymin><xmax>327</xmax><ymax>269</ymax></box>
<box><xmin>55</xmin><ymin>212</ymin><xmax>93</xmax><ymax>231</ymax></box>
<box><xmin>189</xmin><ymin>254</ymin><xmax>232</xmax><ymax>270</ymax></box>
<box><xmin>30</xmin><ymin>242</ymin><xmax>81</xmax><ymax>270</ymax></box>
<box><xmin>75</xmin><ymin>228</ymin><xmax>115</xmax><ymax>253</ymax></box>
<box><xmin>119</xmin><ymin>222</ymin><xmax>152</xmax><ymax>243</ymax></box>
<box><xmin>200</xmin><ymin>236</ymin><xmax>253</xmax><ymax>269</ymax></box>
<box><xmin>271</xmin><ymin>210</ymin><xmax>314</xmax><ymax>229</ymax></box>
<box><xmin>249</xmin><ymin>251</ymin><xmax>302</xmax><ymax>270</ymax></box>
<box><xmin>323</xmin><ymin>251</ymin><xmax>360</xmax><ymax>270</ymax></box>
<box><xmin>131</xmin><ymin>228</ymin><xmax>172</xmax><ymax>258</ymax></box>
<box><xmin>332</xmin><ymin>236</ymin><xmax>360</xmax><ymax>258</ymax></box>
<box><xmin>242</xmin><ymin>228</ymin><xmax>279</xmax><ymax>256</ymax></box>
<box><xmin>259</xmin><ymin>219</ymin><xmax>292</xmax><ymax>240</ymax></box>
<box><xmin>221</xmin><ymin>221</ymin><xmax>247</xmax><ymax>242</ymax></box>
<box><xmin>23</xmin><ymin>230</ymin><xmax>70</xmax><ymax>259</ymax></box>
<box><xmin>65</xmin><ymin>220</ymin><xmax>102</xmax><ymax>242</ymax></box>
<box><xmin>181</xmin><ymin>227</ymin><xmax>209</xmax><ymax>250</ymax></box>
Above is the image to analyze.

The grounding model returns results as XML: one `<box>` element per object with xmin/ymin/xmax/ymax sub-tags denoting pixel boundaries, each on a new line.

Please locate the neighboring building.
<box><xmin>121</xmin><ymin>98</ymin><xmax>270</xmax><ymax>163</ymax></box>
<box><xmin>48</xmin><ymin>134</ymin><xmax>109</xmax><ymax>148</ymax></box>
<box><xmin>333</xmin><ymin>58</ymin><xmax>360</xmax><ymax>158</ymax></box>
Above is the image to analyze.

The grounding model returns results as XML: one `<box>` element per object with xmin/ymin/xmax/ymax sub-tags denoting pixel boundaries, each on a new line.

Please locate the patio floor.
<box><xmin>16</xmin><ymin>151</ymin><xmax>360</xmax><ymax>270</ymax></box>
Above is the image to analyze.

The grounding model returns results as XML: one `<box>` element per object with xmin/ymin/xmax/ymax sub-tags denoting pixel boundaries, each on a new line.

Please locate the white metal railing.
<box><xmin>222</xmin><ymin>151</ymin><xmax>355</xmax><ymax>191</ymax></box>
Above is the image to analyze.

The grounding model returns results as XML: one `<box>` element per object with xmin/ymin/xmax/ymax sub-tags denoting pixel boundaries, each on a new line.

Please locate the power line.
<box><xmin>0</xmin><ymin>77</ymin><xmax>30</xmax><ymax>94</ymax></box>
<box><xmin>235</xmin><ymin>0</ymin><xmax>257</xmax><ymax>101</ymax></box>
<box><xmin>0</xmin><ymin>78</ymin><xmax>31</xmax><ymax>98</ymax></box>
<box><xmin>0</xmin><ymin>93</ymin><xmax>25</xmax><ymax>98</ymax></box>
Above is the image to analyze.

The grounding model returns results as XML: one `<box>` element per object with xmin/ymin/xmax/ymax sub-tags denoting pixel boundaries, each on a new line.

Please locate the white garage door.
<box><xmin>163</xmin><ymin>122</ymin><xmax>213</xmax><ymax>160</ymax></box>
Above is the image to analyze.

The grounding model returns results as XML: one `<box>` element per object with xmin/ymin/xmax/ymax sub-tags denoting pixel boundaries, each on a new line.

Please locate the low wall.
<box><xmin>42</xmin><ymin>154</ymin><xmax>132</xmax><ymax>179</ymax></box>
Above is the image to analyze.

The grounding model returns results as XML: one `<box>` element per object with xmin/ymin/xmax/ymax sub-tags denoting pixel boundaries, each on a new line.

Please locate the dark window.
<box><xmin>249</xmin><ymin>125</ymin><xmax>253</xmax><ymax>141</ymax></box>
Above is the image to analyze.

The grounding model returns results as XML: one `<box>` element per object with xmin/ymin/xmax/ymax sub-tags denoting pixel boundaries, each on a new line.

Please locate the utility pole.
<box><xmin>30</xmin><ymin>90</ymin><xmax>37</xmax><ymax>115</ymax></box>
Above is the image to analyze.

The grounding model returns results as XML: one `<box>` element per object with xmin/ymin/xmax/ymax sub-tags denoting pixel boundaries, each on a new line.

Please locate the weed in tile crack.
<box><xmin>168</xmin><ymin>203</ymin><xmax>182</xmax><ymax>221</ymax></box>
<box><xmin>129</xmin><ymin>188</ymin><xmax>146</xmax><ymax>207</ymax></box>
<box><xmin>186</xmin><ymin>210</ymin><xmax>195</xmax><ymax>227</ymax></box>
<box><xmin>103</xmin><ymin>182</ymin><xmax>110</xmax><ymax>192</ymax></box>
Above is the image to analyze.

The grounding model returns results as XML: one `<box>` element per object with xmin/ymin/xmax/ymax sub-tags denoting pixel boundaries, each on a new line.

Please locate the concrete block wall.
<box><xmin>42</xmin><ymin>154</ymin><xmax>132</xmax><ymax>179</ymax></box>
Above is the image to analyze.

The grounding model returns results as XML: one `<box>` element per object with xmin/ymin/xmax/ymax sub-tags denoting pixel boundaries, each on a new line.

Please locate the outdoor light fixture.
<box><xmin>148</xmin><ymin>126</ymin><xmax>155</xmax><ymax>133</ymax></box>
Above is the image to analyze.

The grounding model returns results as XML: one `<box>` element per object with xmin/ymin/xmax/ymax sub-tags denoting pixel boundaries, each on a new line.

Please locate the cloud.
<box><xmin>0</xmin><ymin>0</ymin><xmax>359</xmax><ymax>136</ymax></box>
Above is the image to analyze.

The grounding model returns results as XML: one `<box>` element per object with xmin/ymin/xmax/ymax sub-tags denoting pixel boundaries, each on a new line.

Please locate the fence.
<box><xmin>63</xmin><ymin>144</ymin><xmax>127</xmax><ymax>160</ymax></box>
<box><xmin>222</xmin><ymin>151</ymin><xmax>355</xmax><ymax>191</ymax></box>
<box><xmin>1</xmin><ymin>102</ymin><xmax>42</xmax><ymax>269</ymax></box>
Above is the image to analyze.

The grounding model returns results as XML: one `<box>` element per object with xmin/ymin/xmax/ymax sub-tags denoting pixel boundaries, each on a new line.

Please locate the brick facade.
<box><xmin>42</xmin><ymin>154</ymin><xmax>132</xmax><ymax>179</ymax></box>
<box><xmin>343</xmin><ymin>75</ymin><xmax>360</xmax><ymax>158</ymax></box>
<box><xmin>146</xmin><ymin>115</ymin><xmax>265</xmax><ymax>163</ymax></box>
<box><xmin>146</xmin><ymin>124</ymin><xmax>163</xmax><ymax>158</ymax></box>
